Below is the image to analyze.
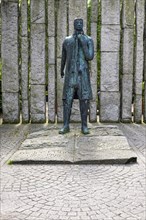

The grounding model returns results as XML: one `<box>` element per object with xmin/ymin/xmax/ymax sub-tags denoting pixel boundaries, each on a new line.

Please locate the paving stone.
<box><xmin>101</xmin><ymin>0</ymin><xmax>120</xmax><ymax>25</ymax></box>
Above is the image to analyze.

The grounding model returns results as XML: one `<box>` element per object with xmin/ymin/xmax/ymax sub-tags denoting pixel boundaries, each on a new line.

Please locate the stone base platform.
<box><xmin>10</xmin><ymin>125</ymin><xmax>137</xmax><ymax>164</ymax></box>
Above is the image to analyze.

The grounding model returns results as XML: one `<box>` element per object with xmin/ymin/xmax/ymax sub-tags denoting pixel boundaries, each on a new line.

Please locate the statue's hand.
<box><xmin>78</xmin><ymin>34</ymin><xmax>87</xmax><ymax>46</ymax></box>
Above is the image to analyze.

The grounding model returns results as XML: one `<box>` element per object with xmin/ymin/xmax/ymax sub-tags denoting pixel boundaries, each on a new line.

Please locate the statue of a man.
<box><xmin>59</xmin><ymin>18</ymin><xmax>94</xmax><ymax>135</ymax></box>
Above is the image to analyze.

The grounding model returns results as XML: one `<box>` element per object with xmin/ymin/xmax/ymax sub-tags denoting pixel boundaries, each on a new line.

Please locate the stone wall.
<box><xmin>1</xmin><ymin>0</ymin><xmax>146</xmax><ymax>123</ymax></box>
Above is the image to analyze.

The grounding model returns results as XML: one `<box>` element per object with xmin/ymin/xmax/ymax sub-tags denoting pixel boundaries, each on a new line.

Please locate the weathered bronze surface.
<box><xmin>59</xmin><ymin>18</ymin><xmax>94</xmax><ymax>134</ymax></box>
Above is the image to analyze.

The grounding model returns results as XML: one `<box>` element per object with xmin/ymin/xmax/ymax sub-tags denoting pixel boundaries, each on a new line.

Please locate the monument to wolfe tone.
<box><xmin>59</xmin><ymin>18</ymin><xmax>94</xmax><ymax>135</ymax></box>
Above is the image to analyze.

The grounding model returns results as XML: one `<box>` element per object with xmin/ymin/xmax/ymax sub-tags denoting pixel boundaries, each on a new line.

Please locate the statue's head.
<box><xmin>74</xmin><ymin>18</ymin><xmax>83</xmax><ymax>31</ymax></box>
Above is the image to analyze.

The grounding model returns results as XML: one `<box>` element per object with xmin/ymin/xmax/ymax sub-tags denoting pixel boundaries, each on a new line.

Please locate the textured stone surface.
<box><xmin>2</xmin><ymin>92</ymin><xmax>20</xmax><ymax>123</ymax></box>
<box><xmin>144</xmin><ymin>84</ymin><xmax>146</xmax><ymax>123</ymax></box>
<box><xmin>48</xmin><ymin>0</ymin><xmax>55</xmax><ymax>37</ymax></box>
<box><xmin>134</xmin><ymin>95</ymin><xmax>142</xmax><ymax>123</ymax></box>
<box><xmin>56</xmin><ymin>1</ymin><xmax>67</xmax><ymax>122</ymax></box>
<box><xmin>101</xmin><ymin>52</ymin><xmax>119</xmax><ymax>92</ymax></box>
<box><xmin>56</xmin><ymin>0</ymin><xmax>67</xmax><ymax>58</ymax></box>
<box><xmin>31</xmin><ymin>24</ymin><xmax>45</xmax><ymax>85</ymax></box>
<box><xmin>101</xmin><ymin>0</ymin><xmax>120</xmax><ymax>24</ymax></box>
<box><xmin>21</xmin><ymin>0</ymin><xmax>27</xmax><ymax>37</ymax></box>
<box><xmin>48</xmin><ymin>37</ymin><xmax>55</xmax><ymax>65</ymax></box>
<box><xmin>22</xmin><ymin>100</ymin><xmax>30</xmax><ymax>123</ymax></box>
<box><xmin>90</xmin><ymin>55</ymin><xmax>97</xmax><ymax>122</ymax></box>
<box><xmin>135</xmin><ymin>0</ymin><xmax>145</xmax><ymax>95</ymax></box>
<box><xmin>89</xmin><ymin>100</ymin><xmax>97</xmax><ymax>122</ymax></box>
<box><xmin>21</xmin><ymin>37</ymin><xmax>29</xmax><ymax>100</ymax></box>
<box><xmin>70</xmin><ymin>100</ymin><xmax>81</xmax><ymax>122</ymax></box>
<box><xmin>101</xmin><ymin>25</ymin><xmax>120</xmax><ymax>52</ymax></box>
<box><xmin>91</xmin><ymin>22</ymin><xmax>97</xmax><ymax>51</ymax></box>
<box><xmin>122</xmin><ymin>0</ymin><xmax>135</xmax><ymax>28</ymax></box>
<box><xmin>10</xmin><ymin>126</ymin><xmax>137</xmax><ymax>164</ymax></box>
<box><xmin>121</xmin><ymin>74</ymin><xmax>133</xmax><ymax>122</ymax></box>
<box><xmin>31</xmin><ymin>0</ymin><xmax>45</xmax><ymax>24</ymax></box>
<box><xmin>91</xmin><ymin>0</ymin><xmax>98</xmax><ymax>22</ymax></box>
<box><xmin>48</xmin><ymin>65</ymin><xmax>55</xmax><ymax>122</ymax></box>
<box><xmin>1</xmin><ymin>123</ymin><xmax>145</xmax><ymax>220</ymax></box>
<box><xmin>122</xmin><ymin>28</ymin><xmax>134</xmax><ymax>74</ymax></box>
<box><xmin>31</xmin><ymin>114</ymin><xmax>46</xmax><ymax>123</ymax></box>
<box><xmin>30</xmin><ymin>85</ymin><xmax>46</xmax><ymax>121</ymax></box>
<box><xmin>1</xmin><ymin>1</ymin><xmax>19</xmax><ymax>93</ymax></box>
<box><xmin>100</xmin><ymin>92</ymin><xmax>120</xmax><ymax>122</ymax></box>
<box><xmin>69</xmin><ymin>0</ymin><xmax>87</xmax><ymax>35</ymax></box>
<box><xmin>57</xmin><ymin>58</ymin><xmax>64</xmax><ymax>122</ymax></box>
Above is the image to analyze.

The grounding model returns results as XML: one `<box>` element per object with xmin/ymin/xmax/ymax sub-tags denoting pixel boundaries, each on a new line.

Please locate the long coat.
<box><xmin>61</xmin><ymin>33</ymin><xmax>94</xmax><ymax>100</ymax></box>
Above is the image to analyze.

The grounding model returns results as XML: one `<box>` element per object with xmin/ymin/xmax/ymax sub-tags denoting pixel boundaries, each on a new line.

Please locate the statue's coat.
<box><xmin>61</xmin><ymin>34</ymin><xmax>94</xmax><ymax>100</ymax></box>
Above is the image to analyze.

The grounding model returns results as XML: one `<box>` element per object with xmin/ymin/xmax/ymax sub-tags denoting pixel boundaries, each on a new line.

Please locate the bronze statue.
<box><xmin>59</xmin><ymin>18</ymin><xmax>94</xmax><ymax>135</ymax></box>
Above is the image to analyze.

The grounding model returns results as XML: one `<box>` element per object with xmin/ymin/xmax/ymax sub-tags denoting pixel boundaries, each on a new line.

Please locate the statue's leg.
<box><xmin>59</xmin><ymin>98</ymin><xmax>73</xmax><ymax>134</ymax></box>
<box><xmin>80</xmin><ymin>99</ymin><xmax>90</xmax><ymax>135</ymax></box>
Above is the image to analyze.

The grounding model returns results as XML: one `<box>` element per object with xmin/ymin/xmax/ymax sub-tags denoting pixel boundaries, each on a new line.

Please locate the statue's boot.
<box><xmin>59</xmin><ymin>100</ymin><xmax>72</xmax><ymax>134</ymax></box>
<box><xmin>80</xmin><ymin>100</ymin><xmax>90</xmax><ymax>135</ymax></box>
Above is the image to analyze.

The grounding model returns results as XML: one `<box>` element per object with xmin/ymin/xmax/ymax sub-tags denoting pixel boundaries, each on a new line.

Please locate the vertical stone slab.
<box><xmin>2</xmin><ymin>93</ymin><xmax>20</xmax><ymax>123</ymax></box>
<box><xmin>30</xmin><ymin>0</ymin><xmax>46</xmax><ymax>123</ymax></box>
<box><xmin>100</xmin><ymin>92</ymin><xmax>120</xmax><ymax>122</ymax></box>
<box><xmin>1</xmin><ymin>1</ymin><xmax>20</xmax><ymax>123</ymax></box>
<box><xmin>144</xmin><ymin>4</ymin><xmax>146</xmax><ymax>123</ymax></box>
<box><xmin>21</xmin><ymin>0</ymin><xmax>29</xmax><ymax>123</ymax></box>
<box><xmin>122</xmin><ymin>0</ymin><xmax>135</xmax><ymax>28</ymax></box>
<box><xmin>69</xmin><ymin>0</ymin><xmax>87</xmax><ymax>35</ymax></box>
<box><xmin>69</xmin><ymin>0</ymin><xmax>87</xmax><ymax>122</ymax></box>
<box><xmin>48</xmin><ymin>65</ymin><xmax>55</xmax><ymax>122</ymax></box>
<box><xmin>31</xmin><ymin>0</ymin><xmax>45</xmax><ymax>24</ymax></box>
<box><xmin>89</xmin><ymin>0</ymin><xmax>98</xmax><ymax>122</ymax></box>
<box><xmin>121</xmin><ymin>74</ymin><xmax>133</xmax><ymax>122</ymax></box>
<box><xmin>48</xmin><ymin>0</ymin><xmax>55</xmax><ymax>122</ymax></box>
<box><xmin>101</xmin><ymin>0</ymin><xmax>120</xmax><ymax>25</ymax></box>
<box><xmin>121</xmin><ymin>0</ymin><xmax>135</xmax><ymax>122</ymax></box>
<box><xmin>31</xmin><ymin>24</ymin><xmax>46</xmax><ymax>85</ymax></box>
<box><xmin>134</xmin><ymin>0</ymin><xmax>145</xmax><ymax>123</ymax></box>
<box><xmin>57</xmin><ymin>0</ymin><xmax>67</xmax><ymax>122</ymax></box>
<box><xmin>31</xmin><ymin>85</ymin><xmax>46</xmax><ymax>123</ymax></box>
<box><xmin>48</xmin><ymin>0</ymin><xmax>55</xmax><ymax>37</ymax></box>
<box><xmin>100</xmin><ymin>0</ymin><xmax>120</xmax><ymax>122</ymax></box>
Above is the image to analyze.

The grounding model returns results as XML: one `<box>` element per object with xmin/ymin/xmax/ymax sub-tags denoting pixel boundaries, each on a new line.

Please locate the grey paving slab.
<box><xmin>10</xmin><ymin>126</ymin><xmax>137</xmax><ymax>164</ymax></box>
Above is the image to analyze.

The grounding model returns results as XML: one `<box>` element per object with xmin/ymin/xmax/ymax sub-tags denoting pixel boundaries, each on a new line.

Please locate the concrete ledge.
<box><xmin>9</xmin><ymin>126</ymin><xmax>137</xmax><ymax>164</ymax></box>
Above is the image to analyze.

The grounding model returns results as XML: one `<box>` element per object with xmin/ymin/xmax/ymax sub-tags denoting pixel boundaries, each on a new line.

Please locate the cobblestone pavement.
<box><xmin>0</xmin><ymin>123</ymin><xmax>146</xmax><ymax>220</ymax></box>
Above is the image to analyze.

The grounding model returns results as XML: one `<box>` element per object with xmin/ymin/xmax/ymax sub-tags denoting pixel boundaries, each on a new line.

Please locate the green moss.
<box><xmin>7</xmin><ymin>160</ymin><xmax>13</xmax><ymax>165</ymax></box>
